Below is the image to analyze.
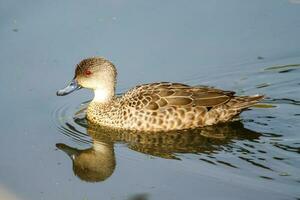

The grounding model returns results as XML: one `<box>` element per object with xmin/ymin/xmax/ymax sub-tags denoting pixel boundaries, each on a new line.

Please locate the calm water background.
<box><xmin>0</xmin><ymin>0</ymin><xmax>300</xmax><ymax>199</ymax></box>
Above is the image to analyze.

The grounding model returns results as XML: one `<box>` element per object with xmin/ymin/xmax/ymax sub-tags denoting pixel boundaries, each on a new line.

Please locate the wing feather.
<box><xmin>123</xmin><ymin>82</ymin><xmax>234</xmax><ymax>111</ymax></box>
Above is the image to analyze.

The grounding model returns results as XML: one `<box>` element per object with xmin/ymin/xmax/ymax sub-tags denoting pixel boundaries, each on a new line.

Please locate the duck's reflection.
<box><xmin>56</xmin><ymin>140</ymin><xmax>115</xmax><ymax>182</ymax></box>
<box><xmin>56</xmin><ymin>121</ymin><xmax>261</xmax><ymax>182</ymax></box>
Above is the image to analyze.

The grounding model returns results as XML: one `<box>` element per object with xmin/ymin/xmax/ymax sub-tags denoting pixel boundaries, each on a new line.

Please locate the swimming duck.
<box><xmin>57</xmin><ymin>57</ymin><xmax>264</xmax><ymax>132</ymax></box>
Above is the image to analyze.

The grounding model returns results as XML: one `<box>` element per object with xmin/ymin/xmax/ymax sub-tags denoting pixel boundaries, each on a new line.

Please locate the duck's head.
<box><xmin>57</xmin><ymin>57</ymin><xmax>117</xmax><ymax>102</ymax></box>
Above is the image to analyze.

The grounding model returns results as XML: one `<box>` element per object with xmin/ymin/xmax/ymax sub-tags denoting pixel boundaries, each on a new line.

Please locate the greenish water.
<box><xmin>0</xmin><ymin>0</ymin><xmax>300</xmax><ymax>199</ymax></box>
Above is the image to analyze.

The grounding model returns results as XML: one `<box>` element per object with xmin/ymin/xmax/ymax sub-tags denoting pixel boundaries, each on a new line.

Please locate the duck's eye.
<box><xmin>84</xmin><ymin>70</ymin><xmax>92</xmax><ymax>76</ymax></box>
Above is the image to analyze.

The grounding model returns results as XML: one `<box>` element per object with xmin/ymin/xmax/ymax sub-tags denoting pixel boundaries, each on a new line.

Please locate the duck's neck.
<box><xmin>93</xmin><ymin>87</ymin><xmax>115</xmax><ymax>103</ymax></box>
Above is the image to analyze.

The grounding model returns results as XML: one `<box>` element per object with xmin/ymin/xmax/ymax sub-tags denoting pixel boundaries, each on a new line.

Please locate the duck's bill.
<box><xmin>56</xmin><ymin>79</ymin><xmax>81</xmax><ymax>96</ymax></box>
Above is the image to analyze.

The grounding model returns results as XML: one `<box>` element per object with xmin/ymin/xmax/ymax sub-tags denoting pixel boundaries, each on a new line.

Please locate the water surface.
<box><xmin>0</xmin><ymin>0</ymin><xmax>299</xmax><ymax>199</ymax></box>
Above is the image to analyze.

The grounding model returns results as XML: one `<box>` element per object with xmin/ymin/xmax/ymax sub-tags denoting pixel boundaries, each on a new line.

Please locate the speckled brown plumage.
<box><xmin>58</xmin><ymin>57</ymin><xmax>264</xmax><ymax>132</ymax></box>
<box><xmin>86</xmin><ymin>82</ymin><xmax>264</xmax><ymax>132</ymax></box>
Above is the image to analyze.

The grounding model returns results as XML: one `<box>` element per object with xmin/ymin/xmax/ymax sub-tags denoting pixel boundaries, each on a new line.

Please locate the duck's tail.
<box><xmin>228</xmin><ymin>94</ymin><xmax>265</xmax><ymax>110</ymax></box>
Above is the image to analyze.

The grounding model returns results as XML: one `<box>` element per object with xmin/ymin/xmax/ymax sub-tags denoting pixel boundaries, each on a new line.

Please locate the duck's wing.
<box><xmin>123</xmin><ymin>82</ymin><xmax>235</xmax><ymax>111</ymax></box>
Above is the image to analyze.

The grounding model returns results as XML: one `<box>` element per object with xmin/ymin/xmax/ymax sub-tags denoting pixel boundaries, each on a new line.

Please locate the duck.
<box><xmin>57</xmin><ymin>57</ymin><xmax>264</xmax><ymax>132</ymax></box>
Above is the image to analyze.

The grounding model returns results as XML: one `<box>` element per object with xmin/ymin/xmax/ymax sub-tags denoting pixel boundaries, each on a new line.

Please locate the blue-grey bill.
<box><xmin>56</xmin><ymin>79</ymin><xmax>81</xmax><ymax>96</ymax></box>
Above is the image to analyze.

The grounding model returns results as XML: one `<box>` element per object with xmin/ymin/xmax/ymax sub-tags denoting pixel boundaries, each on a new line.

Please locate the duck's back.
<box><xmin>87</xmin><ymin>82</ymin><xmax>263</xmax><ymax>132</ymax></box>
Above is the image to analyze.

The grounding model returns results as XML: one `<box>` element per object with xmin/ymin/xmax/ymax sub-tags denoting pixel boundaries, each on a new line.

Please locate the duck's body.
<box><xmin>57</xmin><ymin>57</ymin><xmax>264</xmax><ymax>132</ymax></box>
<box><xmin>87</xmin><ymin>82</ymin><xmax>263</xmax><ymax>132</ymax></box>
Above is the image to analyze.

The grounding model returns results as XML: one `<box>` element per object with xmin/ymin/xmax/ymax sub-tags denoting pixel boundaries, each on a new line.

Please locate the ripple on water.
<box><xmin>52</xmin><ymin>102</ymin><xmax>91</xmax><ymax>145</ymax></box>
<box><xmin>264</xmin><ymin>63</ymin><xmax>300</xmax><ymax>73</ymax></box>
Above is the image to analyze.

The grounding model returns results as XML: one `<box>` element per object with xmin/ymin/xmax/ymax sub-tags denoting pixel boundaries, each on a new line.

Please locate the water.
<box><xmin>0</xmin><ymin>0</ymin><xmax>300</xmax><ymax>199</ymax></box>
